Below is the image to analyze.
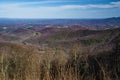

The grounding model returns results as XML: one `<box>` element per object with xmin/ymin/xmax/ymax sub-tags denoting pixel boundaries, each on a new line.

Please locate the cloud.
<box><xmin>0</xmin><ymin>1</ymin><xmax>120</xmax><ymax>18</ymax></box>
<box><xmin>111</xmin><ymin>1</ymin><xmax>120</xmax><ymax>5</ymax></box>
<box><xmin>57</xmin><ymin>4</ymin><xmax>113</xmax><ymax>9</ymax></box>
<box><xmin>58</xmin><ymin>1</ymin><xmax>120</xmax><ymax>9</ymax></box>
<box><xmin>1</xmin><ymin>1</ymin><xmax>120</xmax><ymax>9</ymax></box>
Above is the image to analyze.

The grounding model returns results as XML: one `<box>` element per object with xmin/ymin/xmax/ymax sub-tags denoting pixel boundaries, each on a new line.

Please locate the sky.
<box><xmin>0</xmin><ymin>0</ymin><xmax>120</xmax><ymax>19</ymax></box>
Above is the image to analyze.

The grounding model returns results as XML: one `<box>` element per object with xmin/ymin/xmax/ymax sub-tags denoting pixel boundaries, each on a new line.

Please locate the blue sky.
<box><xmin>0</xmin><ymin>0</ymin><xmax>120</xmax><ymax>18</ymax></box>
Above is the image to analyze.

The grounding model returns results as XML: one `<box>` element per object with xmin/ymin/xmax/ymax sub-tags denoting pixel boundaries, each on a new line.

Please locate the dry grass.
<box><xmin>0</xmin><ymin>42</ymin><xmax>119</xmax><ymax>80</ymax></box>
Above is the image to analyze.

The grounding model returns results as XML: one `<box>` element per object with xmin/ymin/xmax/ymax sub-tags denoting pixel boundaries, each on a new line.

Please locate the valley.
<box><xmin>0</xmin><ymin>18</ymin><xmax>120</xmax><ymax>80</ymax></box>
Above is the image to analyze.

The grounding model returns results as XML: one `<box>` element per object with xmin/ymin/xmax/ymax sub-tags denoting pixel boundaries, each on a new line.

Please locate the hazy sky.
<box><xmin>0</xmin><ymin>0</ymin><xmax>120</xmax><ymax>18</ymax></box>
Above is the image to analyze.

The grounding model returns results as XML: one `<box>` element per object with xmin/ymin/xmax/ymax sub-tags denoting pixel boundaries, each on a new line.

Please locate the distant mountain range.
<box><xmin>105</xmin><ymin>17</ymin><xmax>120</xmax><ymax>20</ymax></box>
<box><xmin>0</xmin><ymin>17</ymin><xmax>120</xmax><ymax>30</ymax></box>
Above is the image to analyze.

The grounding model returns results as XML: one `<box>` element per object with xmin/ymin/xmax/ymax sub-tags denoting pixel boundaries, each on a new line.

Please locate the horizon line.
<box><xmin>0</xmin><ymin>17</ymin><xmax>120</xmax><ymax>20</ymax></box>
